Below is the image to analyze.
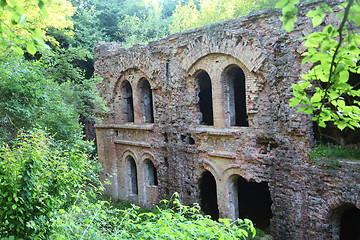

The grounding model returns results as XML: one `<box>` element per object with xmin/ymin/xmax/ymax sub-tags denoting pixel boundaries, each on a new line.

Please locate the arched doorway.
<box><xmin>339</xmin><ymin>206</ymin><xmax>360</xmax><ymax>240</ymax></box>
<box><xmin>231</xmin><ymin>175</ymin><xmax>272</xmax><ymax>229</ymax></box>
<box><xmin>195</xmin><ymin>71</ymin><xmax>214</xmax><ymax>126</ymax></box>
<box><xmin>199</xmin><ymin>171</ymin><xmax>219</xmax><ymax>220</ymax></box>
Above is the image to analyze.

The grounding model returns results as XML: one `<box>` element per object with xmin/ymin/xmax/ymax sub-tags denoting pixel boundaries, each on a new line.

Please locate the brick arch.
<box><xmin>324</xmin><ymin>193</ymin><xmax>360</xmax><ymax>239</ymax></box>
<box><xmin>187</xmin><ymin>53</ymin><xmax>252</xmax><ymax>82</ymax></box>
<box><xmin>139</xmin><ymin>151</ymin><xmax>158</xmax><ymax>167</ymax></box>
<box><xmin>136</xmin><ymin>76</ymin><xmax>154</xmax><ymax>89</ymax></box>
<box><xmin>111</xmin><ymin>68</ymin><xmax>153</xmax><ymax>103</ymax></box>
<box><xmin>121</xmin><ymin>149</ymin><xmax>139</xmax><ymax>166</ymax></box>
<box><xmin>181</xmin><ymin>34</ymin><xmax>265</xmax><ymax>73</ymax></box>
<box><xmin>222</xmin><ymin>165</ymin><xmax>253</xmax><ymax>182</ymax></box>
<box><xmin>324</xmin><ymin>194</ymin><xmax>360</xmax><ymax>219</ymax></box>
<box><xmin>108</xmin><ymin>47</ymin><xmax>159</xmax><ymax>82</ymax></box>
<box><xmin>200</xmin><ymin>159</ymin><xmax>221</xmax><ymax>181</ymax></box>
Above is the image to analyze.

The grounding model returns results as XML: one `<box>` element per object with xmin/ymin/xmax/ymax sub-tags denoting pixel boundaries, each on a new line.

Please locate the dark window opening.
<box><xmin>340</xmin><ymin>207</ymin><xmax>360</xmax><ymax>240</ymax></box>
<box><xmin>181</xmin><ymin>134</ymin><xmax>186</xmax><ymax>142</ymax></box>
<box><xmin>123</xmin><ymin>81</ymin><xmax>134</xmax><ymax>122</ymax></box>
<box><xmin>196</xmin><ymin>71</ymin><xmax>214</xmax><ymax>125</ymax></box>
<box><xmin>234</xmin><ymin>176</ymin><xmax>272</xmax><ymax>230</ymax></box>
<box><xmin>164</xmin><ymin>157</ymin><xmax>169</xmax><ymax>168</ymax></box>
<box><xmin>199</xmin><ymin>171</ymin><xmax>219</xmax><ymax>220</ymax></box>
<box><xmin>224</xmin><ymin>66</ymin><xmax>248</xmax><ymax>127</ymax></box>
<box><xmin>127</xmin><ymin>156</ymin><xmax>138</xmax><ymax>194</ymax></box>
<box><xmin>145</xmin><ymin>160</ymin><xmax>158</xmax><ymax>186</ymax></box>
<box><xmin>163</xmin><ymin>132</ymin><xmax>168</xmax><ymax>143</ymax></box>
<box><xmin>188</xmin><ymin>136</ymin><xmax>195</xmax><ymax>145</ymax></box>
<box><xmin>140</xmin><ymin>79</ymin><xmax>154</xmax><ymax>123</ymax></box>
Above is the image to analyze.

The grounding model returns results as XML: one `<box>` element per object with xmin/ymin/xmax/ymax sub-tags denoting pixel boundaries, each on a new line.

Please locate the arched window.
<box><xmin>196</xmin><ymin>71</ymin><xmax>213</xmax><ymax>125</ymax></box>
<box><xmin>199</xmin><ymin>171</ymin><xmax>219</xmax><ymax>220</ymax></box>
<box><xmin>127</xmin><ymin>156</ymin><xmax>138</xmax><ymax>195</ymax></box>
<box><xmin>140</xmin><ymin>79</ymin><xmax>154</xmax><ymax>123</ymax></box>
<box><xmin>223</xmin><ymin>66</ymin><xmax>248</xmax><ymax>127</ymax></box>
<box><xmin>123</xmin><ymin>81</ymin><xmax>134</xmax><ymax>122</ymax></box>
<box><xmin>230</xmin><ymin>175</ymin><xmax>272</xmax><ymax>230</ymax></box>
<box><xmin>144</xmin><ymin>159</ymin><xmax>158</xmax><ymax>186</ymax></box>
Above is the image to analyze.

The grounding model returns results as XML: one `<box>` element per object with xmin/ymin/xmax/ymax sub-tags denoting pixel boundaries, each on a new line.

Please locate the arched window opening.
<box><xmin>145</xmin><ymin>159</ymin><xmax>158</xmax><ymax>186</ymax></box>
<box><xmin>199</xmin><ymin>171</ymin><xmax>219</xmax><ymax>220</ymax></box>
<box><xmin>223</xmin><ymin>66</ymin><xmax>248</xmax><ymax>127</ymax></box>
<box><xmin>123</xmin><ymin>81</ymin><xmax>134</xmax><ymax>122</ymax></box>
<box><xmin>140</xmin><ymin>79</ymin><xmax>154</xmax><ymax>123</ymax></box>
<box><xmin>339</xmin><ymin>207</ymin><xmax>360</xmax><ymax>240</ymax></box>
<box><xmin>196</xmin><ymin>71</ymin><xmax>214</xmax><ymax>126</ymax></box>
<box><xmin>231</xmin><ymin>176</ymin><xmax>272</xmax><ymax>230</ymax></box>
<box><xmin>127</xmin><ymin>156</ymin><xmax>138</xmax><ymax>195</ymax></box>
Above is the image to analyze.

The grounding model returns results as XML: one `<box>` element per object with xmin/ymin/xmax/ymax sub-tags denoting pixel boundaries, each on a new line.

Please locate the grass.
<box><xmin>309</xmin><ymin>143</ymin><xmax>360</xmax><ymax>161</ymax></box>
<box><xmin>308</xmin><ymin>143</ymin><xmax>360</xmax><ymax>170</ymax></box>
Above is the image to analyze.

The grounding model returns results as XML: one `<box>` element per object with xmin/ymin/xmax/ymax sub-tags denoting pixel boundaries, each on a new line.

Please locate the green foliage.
<box><xmin>117</xmin><ymin>0</ymin><xmax>168</xmax><ymax>48</ymax></box>
<box><xmin>0</xmin><ymin>130</ymin><xmax>101</xmax><ymax>239</ymax></box>
<box><xmin>50</xmin><ymin>193</ymin><xmax>256</xmax><ymax>239</ymax></box>
<box><xmin>0</xmin><ymin>52</ymin><xmax>105</xmax><ymax>144</ymax></box>
<box><xmin>0</xmin><ymin>55</ymin><xmax>76</xmax><ymax>143</ymax></box>
<box><xmin>309</xmin><ymin>143</ymin><xmax>360</xmax><ymax>162</ymax></box>
<box><xmin>170</xmin><ymin>0</ymin><xmax>280</xmax><ymax>34</ymax></box>
<box><xmin>278</xmin><ymin>0</ymin><xmax>360</xmax><ymax>130</ymax></box>
<box><xmin>0</xmin><ymin>0</ymin><xmax>48</xmax><ymax>55</ymax></box>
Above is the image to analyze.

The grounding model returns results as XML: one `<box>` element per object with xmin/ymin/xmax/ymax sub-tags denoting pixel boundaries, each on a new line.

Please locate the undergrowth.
<box><xmin>308</xmin><ymin>143</ymin><xmax>360</xmax><ymax>169</ymax></box>
<box><xmin>50</xmin><ymin>193</ymin><xmax>256</xmax><ymax>239</ymax></box>
<box><xmin>309</xmin><ymin>143</ymin><xmax>360</xmax><ymax>161</ymax></box>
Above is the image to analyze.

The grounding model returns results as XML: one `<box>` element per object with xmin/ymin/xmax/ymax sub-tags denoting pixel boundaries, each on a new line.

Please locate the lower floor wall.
<box><xmin>96</xmin><ymin>129</ymin><xmax>360</xmax><ymax>239</ymax></box>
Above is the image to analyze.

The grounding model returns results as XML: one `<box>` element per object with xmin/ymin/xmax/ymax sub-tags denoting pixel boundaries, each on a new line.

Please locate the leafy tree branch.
<box><xmin>278</xmin><ymin>0</ymin><xmax>360</xmax><ymax>130</ymax></box>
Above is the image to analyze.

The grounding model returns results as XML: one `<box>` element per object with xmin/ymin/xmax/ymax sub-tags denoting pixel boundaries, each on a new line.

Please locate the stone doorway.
<box><xmin>199</xmin><ymin>171</ymin><xmax>219</xmax><ymax>220</ymax></box>
<box><xmin>339</xmin><ymin>206</ymin><xmax>360</xmax><ymax>240</ymax></box>
<box><xmin>231</xmin><ymin>175</ymin><xmax>272</xmax><ymax>229</ymax></box>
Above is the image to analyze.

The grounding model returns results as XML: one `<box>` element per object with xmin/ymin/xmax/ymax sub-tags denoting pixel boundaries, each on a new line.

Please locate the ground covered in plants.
<box><xmin>0</xmin><ymin>130</ymin><xmax>257</xmax><ymax>239</ymax></box>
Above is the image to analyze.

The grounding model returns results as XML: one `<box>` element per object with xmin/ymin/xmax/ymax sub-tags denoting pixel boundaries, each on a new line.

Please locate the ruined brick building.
<box><xmin>94</xmin><ymin>2</ymin><xmax>360</xmax><ymax>239</ymax></box>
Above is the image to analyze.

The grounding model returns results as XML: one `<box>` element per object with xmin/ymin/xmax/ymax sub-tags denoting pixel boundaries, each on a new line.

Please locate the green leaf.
<box><xmin>275</xmin><ymin>0</ymin><xmax>289</xmax><ymax>9</ymax></box>
<box><xmin>311</xmin><ymin>92</ymin><xmax>322</xmax><ymax>103</ymax></box>
<box><xmin>26</xmin><ymin>42</ymin><xmax>37</xmax><ymax>55</ymax></box>
<box><xmin>312</xmin><ymin>15</ymin><xmax>323</xmax><ymax>27</ymax></box>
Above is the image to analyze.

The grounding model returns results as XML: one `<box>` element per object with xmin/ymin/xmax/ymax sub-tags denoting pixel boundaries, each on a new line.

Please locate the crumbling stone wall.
<box><xmin>94</xmin><ymin>2</ymin><xmax>360</xmax><ymax>239</ymax></box>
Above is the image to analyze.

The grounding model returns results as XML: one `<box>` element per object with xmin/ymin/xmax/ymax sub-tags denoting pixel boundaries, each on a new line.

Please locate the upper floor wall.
<box><xmin>94</xmin><ymin>1</ymin><xmax>340</xmax><ymax>161</ymax></box>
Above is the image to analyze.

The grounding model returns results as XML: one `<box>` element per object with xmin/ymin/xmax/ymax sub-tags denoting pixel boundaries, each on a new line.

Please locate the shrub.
<box><xmin>50</xmin><ymin>193</ymin><xmax>256</xmax><ymax>239</ymax></box>
<box><xmin>0</xmin><ymin>130</ymin><xmax>101</xmax><ymax>239</ymax></box>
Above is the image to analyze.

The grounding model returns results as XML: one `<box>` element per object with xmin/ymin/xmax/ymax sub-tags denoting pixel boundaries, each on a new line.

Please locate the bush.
<box><xmin>0</xmin><ymin>130</ymin><xmax>101</xmax><ymax>239</ymax></box>
<box><xmin>0</xmin><ymin>55</ymin><xmax>82</xmax><ymax>144</ymax></box>
<box><xmin>50</xmin><ymin>193</ymin><xmax>256</xmax><ymax>239</ymax></box>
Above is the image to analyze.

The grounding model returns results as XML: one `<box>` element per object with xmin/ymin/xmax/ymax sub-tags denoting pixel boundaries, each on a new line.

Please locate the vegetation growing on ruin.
<box><xmin>0</xmin><ymin>131</ymin><xmax>256</xmax><ymax>239</ymax></box>
<box><xmin>50</xmin><ymin>193</ymin><xmax>256</xmax><ymax>239</ymax></box>
<box><xmin>1</xmin><ymin>0</ymin><xmax>360</xmax><ymax>238</ymax></box>
<box><xmin>309</xmin><ymin>143</ymin><xmax>360</xmax><ymax>162</ymax></box>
